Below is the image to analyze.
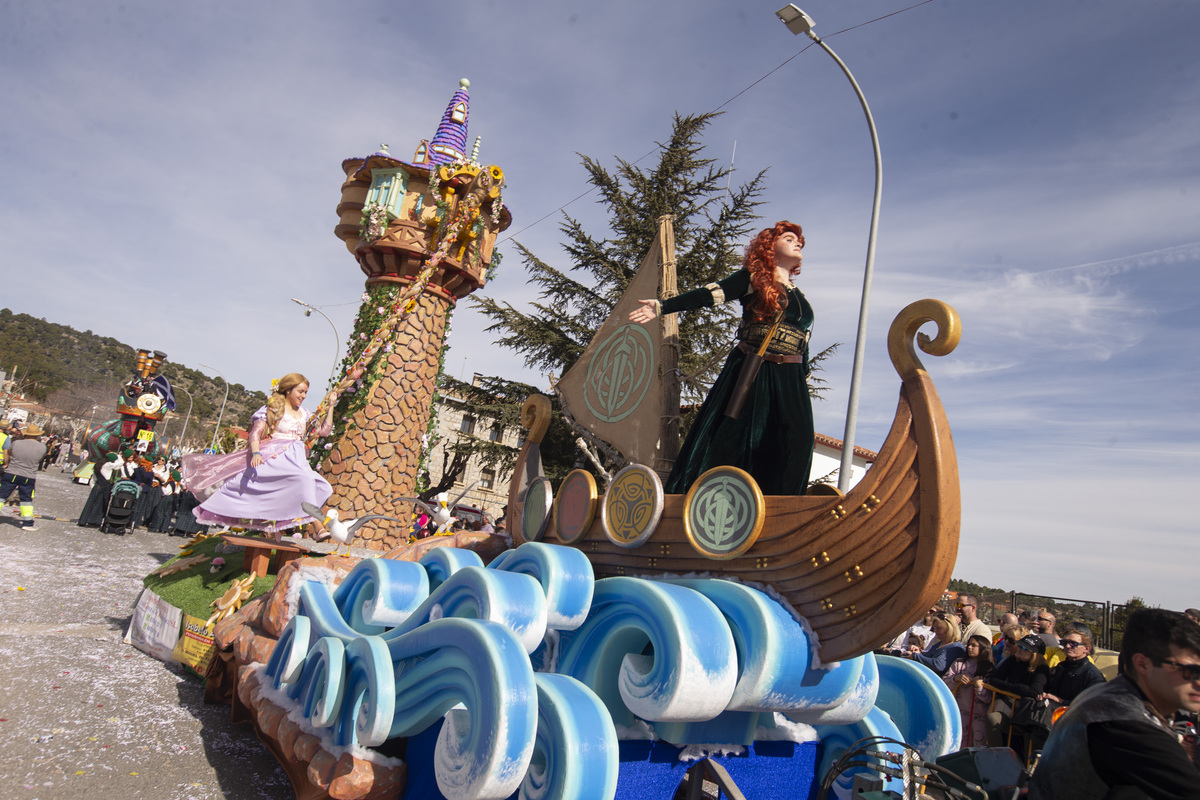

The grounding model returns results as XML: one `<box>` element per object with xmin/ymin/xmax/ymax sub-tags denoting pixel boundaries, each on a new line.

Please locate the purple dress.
<box><xmin>182</xmin><ymin>406</ymin><xmax>331</xmax><ymax>533</ymax></box>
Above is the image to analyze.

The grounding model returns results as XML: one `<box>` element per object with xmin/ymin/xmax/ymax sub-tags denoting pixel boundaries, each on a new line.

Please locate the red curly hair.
<box><xmin>745</xmin><ymin>221</ymin><xmax>804</xmax><ymax>321</ymax></box>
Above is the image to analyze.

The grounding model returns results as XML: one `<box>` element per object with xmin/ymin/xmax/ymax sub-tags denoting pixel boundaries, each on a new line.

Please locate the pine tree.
<box><xmin>471</xmin><ymin>112</ymin><xmax>839</xmax><ymax>480</ymax></box>
<box><xmin>472</xmin><ymin>112</ymin><xmax>768</xmax><ymax>407</ymax></box>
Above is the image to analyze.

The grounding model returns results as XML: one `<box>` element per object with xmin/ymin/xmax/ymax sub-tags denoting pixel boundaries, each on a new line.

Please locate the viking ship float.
<box><xmin>506</xmin><ymin>217</ymin><xmax>962</xmax><ymax>663</ymax></box>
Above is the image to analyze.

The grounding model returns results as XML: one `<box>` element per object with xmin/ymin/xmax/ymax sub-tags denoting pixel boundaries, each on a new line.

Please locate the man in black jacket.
<box><xmin>1040</xmin><ymin>627</ymin><xmax>1106</xmax><ymax>705</ymax></box>
<box><xmin>1029</xmin><ymin>608</ymin><xmax>1200</xmax><ymax>799</ymax></box>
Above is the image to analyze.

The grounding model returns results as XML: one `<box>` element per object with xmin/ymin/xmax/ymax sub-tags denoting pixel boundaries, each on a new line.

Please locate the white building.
<box><xmin>811</xmin><ymin>432</ymin><xmax>878</xmax><ymax>491</ymax></box>
<box><xmin>423</xmin><ymin>385</ymin><xmax>523</xmax><ymax>524</ymax></box>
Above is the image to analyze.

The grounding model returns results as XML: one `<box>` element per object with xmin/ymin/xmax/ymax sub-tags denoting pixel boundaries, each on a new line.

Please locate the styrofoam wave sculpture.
<box><xmin>261</xmin><ymin>542</ymin><xmax>960</xmax><ymax>800</ymax></box>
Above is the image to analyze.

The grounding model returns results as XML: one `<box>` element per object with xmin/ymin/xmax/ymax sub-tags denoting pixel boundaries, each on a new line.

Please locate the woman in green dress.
<box><xmin>629</xmin><ymin>221</ymin><xmax>814</xmax><ymax>495</ymax></box>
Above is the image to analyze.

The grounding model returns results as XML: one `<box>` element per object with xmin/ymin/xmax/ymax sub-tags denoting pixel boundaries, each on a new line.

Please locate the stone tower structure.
<box><xmin>321</xmin><ymin>79</ymin><xmax>511</xmax><ymax>549</ymax></box>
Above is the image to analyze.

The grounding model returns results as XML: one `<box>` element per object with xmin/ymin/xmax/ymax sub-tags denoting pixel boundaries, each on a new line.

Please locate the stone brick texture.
<box><xmin>320</xmin><ymin>288</ymin><xmax>450</xmax><ymax>551</ymax></box>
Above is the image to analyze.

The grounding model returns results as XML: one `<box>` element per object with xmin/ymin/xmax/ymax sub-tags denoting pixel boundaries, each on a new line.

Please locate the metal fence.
<box><xmin>937</xmin><ymin>591</ymin><xmax>1136</xmax><ymax>651</ymax></box>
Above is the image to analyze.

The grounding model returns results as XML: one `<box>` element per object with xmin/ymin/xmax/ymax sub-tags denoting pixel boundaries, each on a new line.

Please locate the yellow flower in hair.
<box><xmin>271</xmin><ymin>379</ymin><xmax>279</xmax><ymax>393</ymax></box>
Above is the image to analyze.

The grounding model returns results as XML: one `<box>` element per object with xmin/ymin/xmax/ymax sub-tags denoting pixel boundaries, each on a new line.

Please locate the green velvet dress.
<box><xmin>662</xmin><ymin>269</ymin><xmax>814</xmax><ymax>496</ymax></box>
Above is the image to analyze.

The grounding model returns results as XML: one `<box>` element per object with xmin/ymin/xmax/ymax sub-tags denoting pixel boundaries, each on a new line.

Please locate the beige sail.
<box><xmin>556</xmin><ymin>216</ymin><xmax>678</xmax><ymax>472</ymax></box>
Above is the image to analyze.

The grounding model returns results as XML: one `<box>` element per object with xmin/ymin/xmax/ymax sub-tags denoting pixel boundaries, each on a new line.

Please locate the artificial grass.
<box><xmin>142</xmin><ymin>534</ymin><xmax>279</xmax><ymax>620</ymax></box>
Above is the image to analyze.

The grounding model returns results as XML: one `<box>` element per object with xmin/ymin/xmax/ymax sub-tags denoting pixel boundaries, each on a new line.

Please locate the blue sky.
<box><xmin>2</xmin><ymin>1</ymin><xmax>1197</xmax><ymax>611</ymax></box>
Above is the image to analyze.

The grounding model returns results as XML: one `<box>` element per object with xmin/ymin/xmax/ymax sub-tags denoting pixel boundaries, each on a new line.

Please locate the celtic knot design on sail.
<box><xmin>689</xmin><ymin>476</ymin><xmax>756</xmax><ymax>556</ymax></box>
<box><xmin>582</xmin><ymin>324</ymin><xmax>655</xmax><ymax>423</ymax></box>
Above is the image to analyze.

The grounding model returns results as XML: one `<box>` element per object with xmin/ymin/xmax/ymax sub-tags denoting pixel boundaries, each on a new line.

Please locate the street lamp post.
<box><xmin>200</xmin><ymin>363</ymin><xmax>229</xmax><ymax>453</ymax></box>
<box><xmin>291</xmin><ymin>298</ymin><xmax>342</xmax><ymax>388</ymax></box>
<box><xmin>776</xmin><ymin>5</ymin><xmax>883</xmax><ymax>492</ymax></box>
<box><xmin>175</xmin><ymin>385</ymin><xmax>194</xmax><ymax>454</ymax></box>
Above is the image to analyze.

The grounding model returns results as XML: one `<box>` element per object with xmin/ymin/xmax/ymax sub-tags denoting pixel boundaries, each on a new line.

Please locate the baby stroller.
<box><xmin>102</xmin><ymin>479</ymin><xmax>142</xmax><ymax>534</ymax></box>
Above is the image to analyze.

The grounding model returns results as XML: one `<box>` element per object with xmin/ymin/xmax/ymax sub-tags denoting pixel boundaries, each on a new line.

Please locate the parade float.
<box><xmin>172</xmin><ymin>80</ymin><xmax>970</xmax><ymax>800</ymax></box>
<box><xmin>84</xmin><ymin>347</ymin><xmax>176</xmax><ymax>462</ymax></box>
<box><xmin>515</xmin><ymin>218</ymin><xmax>961</xmax><ymax>665</ymax></box>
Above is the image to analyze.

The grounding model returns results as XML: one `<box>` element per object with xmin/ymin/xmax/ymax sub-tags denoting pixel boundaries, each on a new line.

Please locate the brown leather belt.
<box><xmin>736</xmin><ymin>341</ymin><xmax>805</xmax><ymax>363</ymax></box>
<box><xmin>738</xmin><ymin>320</ymin><xmax>810</xmax><ymax>355</ymax></box>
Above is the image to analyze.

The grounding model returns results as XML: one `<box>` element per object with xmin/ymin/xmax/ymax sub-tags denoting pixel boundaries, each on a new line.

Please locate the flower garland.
<box><xmin>306</xmin><ymin>182</ymin><xmax>495</xmax><ymax>455</ymax></box>
<box><xmin>360</xmin><ymin>202</ymin><xmax>389</xmax><ymax>243</ymax></box>
<box><xmin>308</xmin><ymin>284</ymin><xmax>404</xmax><ymax>466</ymax></box>
<box><xmin>308</xmin><ymin>165</ymin><xmax>505</xmax><ymax>470</ymax></box>
<box><xmin>414</xmin><ymin>318</ymin><xmax>453</xmax><ymax>495</ymax></box>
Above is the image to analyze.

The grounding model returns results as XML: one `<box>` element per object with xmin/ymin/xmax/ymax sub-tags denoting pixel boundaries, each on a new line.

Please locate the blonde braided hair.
<box><xmin>264</xmin><ymin>373</ymin><xmax>308</xmax><ymax>439</ymax></box>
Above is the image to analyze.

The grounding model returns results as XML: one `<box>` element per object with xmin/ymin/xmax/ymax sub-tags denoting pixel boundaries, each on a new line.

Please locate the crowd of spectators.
<box><xmin>76</xmin><ymin>447</ymin><xmax>205</xmax><ymax>534</ymax></box>
<box><xmin>883</xmin><ymin>594</ymin><xmax>1200</xmax><ymax>796</ymax></box>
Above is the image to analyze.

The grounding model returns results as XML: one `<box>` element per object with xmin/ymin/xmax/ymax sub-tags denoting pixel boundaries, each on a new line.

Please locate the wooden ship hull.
<box><xmin>508</xmin><ymin>299</ymin><xmax>962</xmax><ymax>664</ymax></box>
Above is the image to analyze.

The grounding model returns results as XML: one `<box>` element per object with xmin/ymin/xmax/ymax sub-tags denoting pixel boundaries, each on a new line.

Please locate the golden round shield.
<box><xmin>683</xmin><ymin>466</ymin><xmax>765</xmax><ymax>560</ymax></box>
<box><xmin>601</xmin><ymin>464</ymin><xmax>663</xmax><ymax>549</ymax></box>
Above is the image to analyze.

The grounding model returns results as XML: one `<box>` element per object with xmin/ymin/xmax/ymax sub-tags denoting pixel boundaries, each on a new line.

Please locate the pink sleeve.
<box><xmin>315</xmin><ymin>417</ymin><xmax>334</xmax><ymax>437</ymax></box>
<box><xmin>249</xmin><ymin>405</ymin><xmax>268</xmax><ymax>444</ymax></box>
<box><xmin>303</xmin><ymin>405</ymin><xmax>334</xmax><ymax>437</ymax></box>
<box><xmin>249</xmin><ymin>418</ymin><xmax>267</xmax><ymax>447</ymax></box>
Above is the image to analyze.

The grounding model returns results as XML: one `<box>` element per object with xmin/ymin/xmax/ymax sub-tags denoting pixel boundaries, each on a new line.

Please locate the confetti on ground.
<box><xmin>1</xmin><ymin>471</ymin><xmax>292</xmax><ymax>798</ymax></box>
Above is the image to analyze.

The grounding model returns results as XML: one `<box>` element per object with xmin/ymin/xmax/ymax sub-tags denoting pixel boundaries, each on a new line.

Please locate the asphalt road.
<box><xmin>0</xmin><ymin>468</ymin><xmax>291</xmax><ymax>800</ymax></box>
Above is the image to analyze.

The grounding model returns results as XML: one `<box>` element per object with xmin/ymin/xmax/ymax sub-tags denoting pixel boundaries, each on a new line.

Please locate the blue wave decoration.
<box><xmin>333</xmin><ymin>635</ymin><xmax>395</xmax><ymax>747</ymax></box>
<box><xmin>380</xmin><ymin>565</ymin><xmax>547</xmax><ymax>654</ymax></box>
<box><xmin>420</xmin><ymin>546</ymin><xmax>485</xmax><ymax>592</ymax></box>
<box><xmin>523</xmin><ymin>673</ymin><xmax>619</xmax><ymax>800</ymax></box>
<box><xmin>556</xmin><ymin>577</ymin><xmax>737</xmax><ymax>725</ymax></box>
<box><xmin>264</xmin><ymin>613</ymin><xmax>310</xmax><ymax>690</ymax></box>
<box><xmin>384</xmin><ymin>618</ymin><xmax>537</xmax><ymax>799</ymax></box>
<box><xmin>789</xmin><ymin>651</ymin><xmax>880</xmax><ymax>725</ymax></box>
<box><xmin>290</xmin><ymin>635</ymin><xmax>345</xmax><ymax>727</ymax></box>
<box><xmin>668</xmin><ymin>578</ymin><xmax>812</xmax><ymax>711</ymax></box>
<box><xmin>332</xmin><ymin>557</ymin><xmax>430</xmax><ymax>634</ymax></box>
<box><xmin>873</xmin><ymin>654</ymin><xmax>961</xmax><ymax>760</ymax></box>
<box><xmin>488</xmin><ymin>542</ymin><xmax>595</xmax><ymax>631</ymax></box>
<box><xmin>295</xmin><ymin>579</ymin><xmax>367</xmax><ymax>642</ymax></box>
<box><xmin>256</xmin><ymin>541</ymin><xmax>961</xmax><ymax>800</ymax></box>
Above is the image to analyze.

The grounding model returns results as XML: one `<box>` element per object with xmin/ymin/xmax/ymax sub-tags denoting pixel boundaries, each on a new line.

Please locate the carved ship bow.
<box><xmin>506</xmin><ymin>221</ymin><xmax>962</xmax><ymax>663</ymax></box>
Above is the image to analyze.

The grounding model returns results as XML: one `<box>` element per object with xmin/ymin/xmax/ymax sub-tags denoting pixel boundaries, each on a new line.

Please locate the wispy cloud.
<box><xmin>2</xmin><ymin>0</ymin><xmax>1198</xmax><ymax>610</ymax></box>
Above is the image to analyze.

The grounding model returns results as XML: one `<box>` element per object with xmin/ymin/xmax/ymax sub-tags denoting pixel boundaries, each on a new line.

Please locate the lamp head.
<box><xmin>776</xmin><ymin>4</ymin><xmax>816</xmax><ymax>37</ymax></box>
<box><xmin>304</xmin><ymin>309</ymin><xmax>312</xmax><ymax>317</ymax></box>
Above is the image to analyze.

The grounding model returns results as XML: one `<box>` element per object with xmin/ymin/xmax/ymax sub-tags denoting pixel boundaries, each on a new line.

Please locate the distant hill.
<box><xmin>0</xmin><ymin>308</ymin><xmax>266</xmax><ymax>447</ymax></box>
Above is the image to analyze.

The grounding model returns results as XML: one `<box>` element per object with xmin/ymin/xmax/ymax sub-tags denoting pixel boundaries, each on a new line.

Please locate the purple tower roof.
<box><xmin>428</xmin><ymin>78</ymin><xmax>470</xmax><ymax>165</ymax></box>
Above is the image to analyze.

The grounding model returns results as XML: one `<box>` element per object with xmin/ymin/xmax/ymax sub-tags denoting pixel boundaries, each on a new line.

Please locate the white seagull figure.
<box><xmin>394</xmin><ymin>481</ymin><xmax>479</xmax><ymax>536</ymax></box>
<box><xmin>300</xmin><ymin>503</ymin><xmax>404</xmax><ymax>555</ymax></box>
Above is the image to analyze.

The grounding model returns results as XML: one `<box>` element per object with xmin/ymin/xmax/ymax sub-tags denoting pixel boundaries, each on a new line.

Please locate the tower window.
<box><xmin>365</xmin><ymin>168</ymin><xmax>408</xmax><ymax>218</ymax></box>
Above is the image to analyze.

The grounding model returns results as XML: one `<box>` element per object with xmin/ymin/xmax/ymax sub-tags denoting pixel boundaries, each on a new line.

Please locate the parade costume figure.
<box><xmin>1</xmin><ymin>424</ymin><xmax>48</xmax><ymax>529</ymax></box>
<box><xmin>183</xmin><ymin>373</ymin><xmax>334</xmax><ymax>540</ymax></box>
<box><xmin>171</xmin><ymin>489</ymin><xmax>208</xmax><ymax>536</ymax></box>
<box><xmin>149</xmin><ymin>469</ymin><xmax>181</xmax><ymax>533</ymax></box>
<box><xmin>130</xmin><ymin>457</ymin><xmax>159</xmax><ymax>529</ymax></box>
<box><xmin>631</xmin><ymin>221</ymin><xmax>815</xmax><ymax>496</ymax></box>
<box><xmin>79</xmin><ymin>451</ymin><xmax>128</xmax><ymax>527</ymax></box>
